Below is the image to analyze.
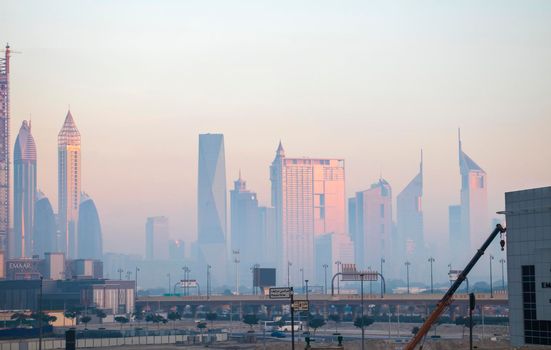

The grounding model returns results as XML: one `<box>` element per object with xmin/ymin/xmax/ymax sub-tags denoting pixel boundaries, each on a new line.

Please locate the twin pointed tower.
<box><xmin>58</xmin><ymin>110</ymin><xmax>81</xmax><ymax>258</ymax></box>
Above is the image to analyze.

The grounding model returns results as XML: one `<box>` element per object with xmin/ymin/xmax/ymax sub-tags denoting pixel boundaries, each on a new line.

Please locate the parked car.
<box><xmin>271</xmin><ymin>331</ymin><xmax>286</xmax><ymax>338</ymax></box>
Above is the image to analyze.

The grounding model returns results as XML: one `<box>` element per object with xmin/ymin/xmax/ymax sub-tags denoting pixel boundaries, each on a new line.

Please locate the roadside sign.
<box><xmin>269</xmin><ymin>287</ymin><xmax>292</xmax><ymax>299</ymax></box>
<box><xmin>292</xmin><ymin>300</ymin><xmax>309</xmax><ymax>311</ymax></box>
<box><xmin>341</xmin><ymin>272</ymin><xmax>379</xmax><ymax>282</ymax></box>
<box><xmin>180</xmin><ymin>279</ymin><xmax>198</xmax><ymax>288</ymax></box>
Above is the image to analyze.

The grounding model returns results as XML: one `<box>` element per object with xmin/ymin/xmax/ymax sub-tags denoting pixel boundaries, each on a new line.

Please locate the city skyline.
<box><xmin>0</xmin><ymin>1</ymin><xmax>550</xmax><ymax>258</ymax></box>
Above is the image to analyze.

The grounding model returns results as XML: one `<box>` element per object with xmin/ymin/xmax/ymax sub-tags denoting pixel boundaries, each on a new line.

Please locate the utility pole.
<box><xmin>489</xmin><ymin>255</ymin><xmax>494</xmax><ymax>298</ymax></box>
<box><xmin>405</xmin><ymin>261</ymin><xmax>411</xmax><ymax>294</ymax></box>
<box><xmin>322</xmin><ymin>264</ymin><xmax>328</xmax><ymax>294</ymax></box>
<box><xmin>428</xmin><ymin>257</ymin><xmax>435</xmax><ymax>294</ymax></box>
<box><xmin>380</xmin><ymin>257</ymin><xmax>385</xmax><ymax>297</ymax></box>
<box><xmin>499</xmin><ymin>258</ymin><xmax>506</xmax><ymax>291</ymax></box>
<box><xmin>287</xmin><ymin>261</ymin><xmax>292</xmax><ymax>287</ymax></box>
<box><xmin>335</xmin><ymin>261</ymin><xmax>341</xmax><ymax>294</ymax></box>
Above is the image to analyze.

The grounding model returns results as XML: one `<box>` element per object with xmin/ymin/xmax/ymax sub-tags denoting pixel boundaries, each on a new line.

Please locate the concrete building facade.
<box><xmin>505</xmin><ymin>186</ymin><xmax>551</xmax><ymax>346</ymax></box>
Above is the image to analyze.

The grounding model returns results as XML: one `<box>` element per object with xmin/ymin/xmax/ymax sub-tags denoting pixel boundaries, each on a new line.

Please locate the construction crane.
<box><xmin>404</xmin><ymin>224</ymin><xmax>506</xmax><ymax>350</ymax></box>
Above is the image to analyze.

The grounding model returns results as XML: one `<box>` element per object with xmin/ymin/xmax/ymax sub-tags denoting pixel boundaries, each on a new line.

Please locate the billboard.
<box><xmin>253</xmin><ymin>268</ymin><xmax>276</xmax><ymax>287</ymax></box>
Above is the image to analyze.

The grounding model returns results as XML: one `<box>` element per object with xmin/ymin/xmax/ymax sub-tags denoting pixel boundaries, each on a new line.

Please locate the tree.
<box><xmin>114</xmin><ymin>316</ymin><xmax>129</xmax><ymax>330</ymax></box>
<box><xmin>354</xmin><ymin>316</ymin><xmax>374</xmax><ymax>330</ymax></box>
<box><xmin>31</xmin><ymin>312</ymin><xmax>57</xmax><ymax>326</ymax></box>
<box><xmin>196</xmin><ymin>321</ymin><xmax>207</xmax><ymax>334</ymax></box>
<box><xmin>328</xmin><ymin>314</ymin><xmax>341</xmax><ymax>333</ymax></box>
<box><xmin>11</xmin><ymin>312</ymin><xmax>29</xmax><ymax>327</ymax></box>
<box><xmin>308</xmin><ymin>316</ymin><xmax>326</xmax><ymax>336</ymax></box>
<box><xmin>80</xmin><ymin>315</ymin><xmax>92</xmax><ymax>329</ymax></box>
<box><xmin>206</xmin><ymin>312</ymin><xmax>217</xmax><ymax>328</ymax></box>
<box><xmin>242</xmin><ymin>314</ymin><xmax>259</xmax><ymax>332</ymax></box>
<box><xmin>167</xmin><ymin>312</ymin><xmax>181</xmax><ymax>330</ymax></box>
<box><xmin>96</xmin><ymin>310</ymin><xmax>107</xmax><ymax>324</ymax></box>
<box><xmin>152</xmin><ymin>314</ymin><xmax>167</xmax><ymax>329</ymax></box>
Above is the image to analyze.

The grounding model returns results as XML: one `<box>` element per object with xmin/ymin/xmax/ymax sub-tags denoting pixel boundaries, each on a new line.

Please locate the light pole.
<box><xmin>368</xmin><ymin>266</ymin><xmax>373</xmax><ymax>296</ymax></box>
<box><xmin>305</xmin><ymin>279</ymin><xmax>310</xmax><ymax>333</ymax></box>
<box><xmin>300</xmin><ymin>268</ymin><xmax>304</xmax><ymax>293</ymax></box>
<box><xmin>380</xmin><ymin>257</ymin><xmax>385</xmax><ymax>297</ymax></box>
<box><xmin>182</xmin><ymin>266</ymin><xmax>190</xmax><ymax>296</ymax></box>
<box><xmin>39</xmin><ymin>276</ymin><xmax>43</xmax><ymax>350</ymax></box>
<box><xmin>287</xmin><ymin>261</ymin><xmax>292</xmax><ymax>287</ymax></box>
<box><xmin>135</xmin><ymin>267</ymin><xmax>140</xmax><ymax>311</ymax></box>
<box><xmin>489</xmin><ymin>255</ymin><xmax>494</xmax><ymax>298</ymax></box>
<box><xmin>360</xmin><ymin>273</ymin><xmax>365</xmax><ymax>350</ymax></box>
<box><xmin>499</xmin><ymin>258</ymin><xmax>506</xmax><ymax>291</ymax></box>
<box><xmin>167</xmin><ymin>273</ymin><xmax>171</xmax><ymax>294</ymax></box>
<box><xmin>126</xmin><ymin>271</ymin><xmax>132</xmax><ymax>280</ymax></box>
<box><xmin>117</xmin><ymin>268</ymin><xmax>123</xmax><ymax>280</ymax></box>
<box><xmin>335</xmin><ymin>261</ymin><xmax>342</xmax><ymax>294</ymax></box>
<box><xmin>251</xmin><ymin>263</ymin><xmax>259</xmax><ymax>295</ymax></box>
<box><xmin>448</xmin><ymin>263</ymin><xmax>452</xmax><ymax>286</ymax></box>
<box><xmin>428</xmin><ymin>257</ymin><xmax>435</xmax><ymax>294</ymax></box>
<box><xmin>233</xmin><ymin>250</ymin><xmax>240</xmax><ymax>295</ymax></box>
<box><xmin>322</xmin><ymin>264</ymin><xmax>328</xmax><ymax>294</ymax></box>
<box><xmin>405</xmin><ymin>261</ymin><xmax>411</xmax><ymax>294</ymax></box>
<box><xmin>207</xmin><ymin>265</ymin><xmax>211</xmax><ymax>299</ymax></box>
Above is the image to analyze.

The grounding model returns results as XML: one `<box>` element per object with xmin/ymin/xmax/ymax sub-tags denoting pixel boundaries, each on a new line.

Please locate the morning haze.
<box><xmin>2</xmin><ymin>0</ymin><xmax>550</xmax><ymax>257</ymax></box>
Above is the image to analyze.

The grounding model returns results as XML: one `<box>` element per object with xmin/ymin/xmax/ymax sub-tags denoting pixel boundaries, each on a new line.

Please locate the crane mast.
<box><xmin>404</xmin><ymin>224</ymin><xmax>506</xmax><ymax>350</ymax></box>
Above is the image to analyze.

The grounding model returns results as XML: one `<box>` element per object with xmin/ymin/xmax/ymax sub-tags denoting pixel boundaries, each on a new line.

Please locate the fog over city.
<box><xmin>2</xmin><ymin>1</ymin><xmax>550</xmax><ymax>284</ymax></box>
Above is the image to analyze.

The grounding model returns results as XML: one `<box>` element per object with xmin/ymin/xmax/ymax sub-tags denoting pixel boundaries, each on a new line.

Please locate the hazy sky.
<box><xmin>2</xmin><ymin>1</ymin><xmax>550</xmax><ymax>256</ymax></box>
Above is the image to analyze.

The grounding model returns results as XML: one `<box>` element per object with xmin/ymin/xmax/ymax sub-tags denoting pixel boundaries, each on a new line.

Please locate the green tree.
<box><xmin>308</xmin><ymin>316</ymin><xmax>326</xmax><ymax>336</ymax></box>
<box><xmin>206</xmin><ymin>312</ymin><xmax>217</xmax><ymax>328</ymax></box>
<box><xmin>95</xmin><ymin>310</ymin><xmax>107</xmax><ymax>324</ymax></box>
<box><xmin>353</xmin><ymin>316</ymin><xmax>374</xmax><ymax>330</ymax></box>
<box><xmin>328</xmin><ymin>314</ymin><xmax>341</xmax><ymax>333</ymax></box>
<box><xmin>242</xmin><ymin>314</ymin><xmax>259</xmax><ymax>332</ymax></box>
<box><xmin>11</xmin><ymin>312</ymin><xmax>29</xmax><ymax>327</ymax></box>
<box><xmin>196</xmin><ymin>321</ymin><xmax>207</xmax><ymax>334</ymax></box>
<box><xmin>80</xmin><ymin>315</ymin><xmax>92</xmax><ymax>329</ymax></box>
<box><xmin>167</xmin><ymin>312</ymin><xmax>181</xmax><ymax>330</ymax></box>
<box><xmin>114</xmin><ymin>316</ymin><xmax>129</xmax><ymax>330</ymax></box>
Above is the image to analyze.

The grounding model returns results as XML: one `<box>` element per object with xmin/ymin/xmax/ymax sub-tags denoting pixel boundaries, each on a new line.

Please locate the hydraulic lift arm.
<box><xmin>403</xmin><ymin>224</ymin><xmax>506</xmax><ymax>350</ymax></box>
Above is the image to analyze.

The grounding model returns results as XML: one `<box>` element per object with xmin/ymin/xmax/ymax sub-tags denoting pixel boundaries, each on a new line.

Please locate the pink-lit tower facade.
<box><xmin>459</xmin><ymin>130</ymin><xmax>488</xmax><ymax>254</ymax></box>
<box><xmin>349</xmin><ymin>179</ymin><xmax>393</xmax><ymax>273</ymax></box>
<box><xmin>0</xmin><ymin>45</ymin><xmax>11</xmax><ymax>255</ymax></box>
<box><xmin>58</xmin><ymin>111</ymin><xmax>81</xmax><ymax>258</ymax></box>
<box><xmin>270</xmin><ymin>142</ymin><xmax>350</xmax><ymax>286</ymax></box>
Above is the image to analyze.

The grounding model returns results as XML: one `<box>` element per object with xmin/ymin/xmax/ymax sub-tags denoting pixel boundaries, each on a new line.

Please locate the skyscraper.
<box><xmin>270</xmin><ymin>142</ymin><xmax>346</xmax><ymax>285</ymax></box>
<box><xmin>459</xmin><ymin>130</ymin><xmax>488</xmax><ymax>253</ymax></box>
<box><xmin>396</xmin><ymin>151</ymin><xmax>423</xmax><ymax>260</ymax></box>
<box><xmin>197</xmin><ymin>133</ymin><xmax>228</xmax><ymax>284</ymax></box>
<box><xmin>58</xmin><ymin>110</ymin><xmax>81</xmax><ymax>258</ymax></box>
<box><xmin>145</xmin><ymin>216</ymin><xmax>169</xmax><ymax>260</ymax></box>
<box><xmin>168</xmin><ymin>239</ymin><xmax>185</xmax><ymax>260</ymax></box>
<box><xmin>349</xmin><ymin>179</ymin><xmax>393</xmax><ymax>272</ymax></box>
<box><xmin>77</xmin><ymin>193</ymin><xmax>103</xmax><ymax>260</ymax></box>
<box><xmin>33</xmin><ymin>192</ymin><xmax>57</xmax><ymax>257</ymax></box>
<box><xmin>230</xmin><ymin>172</ymin><xmax>260</xmax><ymax>270</ymax></box>
<box><xmin>0</xmin><ymin>45</ymin><xmax>12</xmax><ymax>255</ymax></box>
<box><xmin>13</xmin><ymin>120</ymin><xmax>37</xmax><ymax>257</ymax></box>
<box><xmin>448</xmin><ymin>204</ymin><xmax>464</xmax><ymax>265</ymax></box>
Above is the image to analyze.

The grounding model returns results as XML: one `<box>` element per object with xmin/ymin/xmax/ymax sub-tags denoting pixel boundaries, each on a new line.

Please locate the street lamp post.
<box><xmin>368</xmin><ymin>266</ymin><xmax>373</xmax><ymax>296</ymax></box>
<box><xmin>489</xmin><ymin>255</ymin><xmax>494</xmax><ymax>298</ymax></box>
<box><xmin>167</xmin><ymin>273</ymin><xmax>171</xmax><ymax>294</ymax></box>
<box><xmin>251</xmin><ymin>264</ymin><xmax>259</xmax><ymax>295</ymax></box>
<box><xmin>335</xmin><ymin>261</ymin><xmax>341</xmax><ymax>294</ymax></box>
<box><xmin>300</xmin><ymin>268</ymin><xmax>304</xmax><ymax>293</ymax></box>
<box><xmin>499</xmin><ymin>258</ymin><xmax>506</xmax><ymax>291</ymax></box>
<box><xmin>405</xmin><ymin>261</ymin><xmax>411</xmax><ymax>294</ymax></box>
<box><xmin>182</xmin><ymin>266</ymin><xmax>190</xmax><ymax>296</ymax></box>
<box><xmin>135</xmin><ymin>267</ymin><xmax>140</xmax><ymax>312</ymax></box>
<box><xmin>380</xmin><ymin>257</ymin><xmax>385</xmax><ymax>297</ymax></box>
<box><xmin>207</xmin><ymin>265</ymin><xmax>211</xmax><ymax>299</ymax></box>
<box><xmin>360</xmin><ymin>273</ymin><xmax>365</xmax><ymax>350</ymax></box>
<box><xmin>39</xmin><ymin>276</ymin><xmax>43</xmax><ymax>350</ymax></box>
<box><xmin>428</xmin><ymin>257</ymin><xmax>435</xmax><ymax>294</ymax></box>
<box><xmin>117</xmin><ymin>268</ymin><xmax>123</xmax><ymax>280</ymax></box>
<box><xmin>448</xmin><ymin>263</ymin><xmax>452</xmax><ymax>286</ymax></box>
<box><xmin>287</xmin><ymin>261</ymin><xmax>292</xmax><ymax>287</ymax></box>
<box><xmin>233</xmin><ymin>250</ymin><xmax>240</xmax><ymax>295</ymax></box>
<box><xmin>322</xmin><ymin>264</ymin><xmax>328</xmax><ymax>294</ymax></box>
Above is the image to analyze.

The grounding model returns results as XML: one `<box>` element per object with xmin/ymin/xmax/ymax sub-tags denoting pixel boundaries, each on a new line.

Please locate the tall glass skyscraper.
<box><xmin>270</xmin><ymin>142</ymin><xmax>347</xmax><ymax>285</ymax></box>
<box><xmin>13</xmin><ymin>120</ymin><xmax>37</xmax><ymax>257</ymax></box>
<box><xmin>396</xmin><ymin>151</ymin><xmax>423</xmax><ymax>261</ymax></box>
<box><xmin>33</xmin><ymin>192</ymin><xmax>56</xmax><ymax>257</ymax></box>
<box><xmin>459</xmin><ymin>130</ymin><xmax>488</xmax><ymax>253</ymax></box>
<box><xmin>58</xmin><ymin>110</ymin><xmax>81</xmax><ymax>258</ymax></box>
<box><xmin>197</xmin><ymin>133</ymin><xmax>227</xmax><ymax>285</ymax></box>
<box><xmin>77</xmin><ymin>193</ymin><xmax>103</xmax><ymax>260</ymax></box>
